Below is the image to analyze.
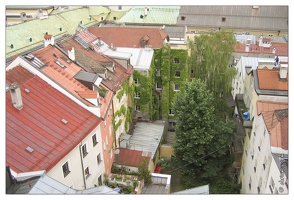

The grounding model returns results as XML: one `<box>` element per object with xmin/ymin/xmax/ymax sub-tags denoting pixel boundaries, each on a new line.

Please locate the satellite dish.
<box><xmin>279</xmin><ymin>187</ymin><xmax>284</xmax><ymax>193</ymax></box>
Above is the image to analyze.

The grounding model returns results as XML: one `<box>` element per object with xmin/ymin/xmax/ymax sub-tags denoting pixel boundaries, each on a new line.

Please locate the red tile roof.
<box><xmin>256</xmin><ymin>100</ymin><xmax>288</xmax><ymax>115</ymax></box>
<box><xmin>115</xmin><ymin>148</ymin><xmax>151</xmax><ymax>167</ymax></box>
<box><xmin>261</xmin><ymin>109</ymin><xmax>288</xmax><ymax>150</ymax></box>
<box><xmin>44</xmin><ymin>34</ymin><xmax>53</xmax><ymax>39</ymax></box>
<box><xmin>257</xmin><ymin>68</ymin><xmax>288</xmax><ymax>91</ymax></box>
<box><xmin>234</xmin><ymin>43</ymin><xmax>288</xmax><ymax>56</ymax></box>
<box><xmin>6</xmin><ymin>66</ymin><xmax>102</xmax><ymax>173</ymax></box>
<box><xmin>56</xmin><ymin>36</ymin><xmax>133</xmax><ymax>92</ymax></box>
<box><xmin>87</xmin><ymin>27</ymin><xmax>168</xmax><ymax>48</ymax></box>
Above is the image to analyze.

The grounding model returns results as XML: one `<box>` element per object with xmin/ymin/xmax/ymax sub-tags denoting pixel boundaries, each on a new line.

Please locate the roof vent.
<box><xmin>61</xmin><ymin>118</ymin><xmax>68</xmax><ymax>124</ymax></box>
<box><xmin>24</xmin><ymin>88</ymin><xmax>30</xmax><ymax>93</ymax></box>
<box><xmin>26</xmin><ymin>146</ymin><xmax>34</xmax><ymax>153</ymax></box>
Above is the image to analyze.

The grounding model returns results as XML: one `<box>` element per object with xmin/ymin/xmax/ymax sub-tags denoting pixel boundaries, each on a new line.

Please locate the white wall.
<box><xmin>47</xmin><ymin>125</ymin><xmax>105</xmax><ymax>190</ymax></box>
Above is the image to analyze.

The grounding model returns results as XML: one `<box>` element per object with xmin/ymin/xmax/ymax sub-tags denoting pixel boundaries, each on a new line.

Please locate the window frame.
<box><xmin>81</xmin><ymin>143</ymin><xmax>88</xmax><ymax>158</ymax></box>
<box><xmin>97</xmin><ymin>153</ymin><xmax>102</xmax><ymax>165</ymax></box>
<box><xmin>62</xmin><ymin>161</ymin><xmax>71</xmax><ymax>178</ymax></box>
<box><xmin>135</xmin><ymin>105</ymin><xmax>140</xmax><ymax>111</ymax></box>
<box><xmin>84</xmin><ymin>166</ymin><xmax>91</xmax><ymax>179</ymax></box>
<box><xmin>174</xmin><ymin>83</ymin><xmax>180</xmax><ymax>91</ymax></box>
<box><xmin>175</xmin><ymin>70</ymin><xmax>181</xmax><ymax>77</ymax></box>
<box><xmin>92</xmin><ymin>134</ymin><xmax>98</xmax><ymax>147</ymax></box>
<box><xmin>174</xmin><ymin>58</ymin><xmax>179</xmax><ymax>64</ymax></box>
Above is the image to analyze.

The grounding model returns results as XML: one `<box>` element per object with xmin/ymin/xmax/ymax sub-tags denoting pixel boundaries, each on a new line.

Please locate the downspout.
<box><xmin>79</xmin><ymin>144</ymin><xmax>87</xmax><ymax>189</ymax></box>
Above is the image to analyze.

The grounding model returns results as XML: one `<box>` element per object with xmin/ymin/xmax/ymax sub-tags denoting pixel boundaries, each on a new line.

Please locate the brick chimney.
<box><xmin>44</xmin><ymin>34</ymin><xmax>54</xmax><ymax>47</ymax></box>
<box><xmin>67</xmin><ymin>46</ymin><xmax>75</xmax><ymax>61</ymax></box>
<box><xmin>9</xmin><ymin>82</ymin><xmax>23</xmax><ymax>110</ymax></box>
<box><xmin>245</xmin><ymin>44</ymin><xmax>250</xmax><ymax>52</ymax></box>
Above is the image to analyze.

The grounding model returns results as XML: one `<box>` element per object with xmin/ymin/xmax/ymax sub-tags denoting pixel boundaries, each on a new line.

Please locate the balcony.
<box><xmin>235</xmin><ymin>94</ymin><xmax>252</xmax><ymax>128</ymax></box>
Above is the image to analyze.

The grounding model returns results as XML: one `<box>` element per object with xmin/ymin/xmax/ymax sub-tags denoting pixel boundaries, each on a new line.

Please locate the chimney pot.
<box><xmin>9</xmin><ymin>82</ymin><xmax>23</xmax><ymax>110</ymax></box>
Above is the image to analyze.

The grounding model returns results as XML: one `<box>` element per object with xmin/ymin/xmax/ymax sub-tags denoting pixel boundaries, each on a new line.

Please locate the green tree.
<box><xmin>138</xmin><ymin>159</ymin><xmax>152</xmax><ymax>184</ymax></box>
<box><xmin>189</xmin><ymin>29</ymin><xmax>237</xmax><ymax>115</ymax></box>
<box><xmin>173</xmin><ymin>79</ymin><xmax>235</xmax><ymax>188</ymax></box>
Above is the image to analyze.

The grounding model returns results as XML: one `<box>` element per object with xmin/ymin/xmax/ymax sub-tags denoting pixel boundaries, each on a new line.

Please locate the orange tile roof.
<box><xmin>44</xmin><ymin>34</ymin><xmax>53</xmax><ymax>39</ymax></box>
<box><xmin>257</xmin><ymin>68</ymin><xmax>288</xmax><ymax>91</ymax></box>
<box><xmin>76</xmin><ymin>90</ymin><xmax>98</xmax><ymax>99</ymax></box>
<box><xmin>234</xmin><ymin>43</ymin><xmax>288</xmax><ymax>56</ymax></box>
<box><xmin>32</xmin><ymin>45</ymin><xmax>93</xmax><ymax>106</ymax></box>
<box><xmin>87</xmin><ymin>27</ymin><xmax>168</xmax><ymax>48</ymax></box>
<box><xmin>256</xmin><ymin>100</ymin><xmax>288</xmax><ymax>115</ymax></box>
<box><xmin>56</xmin><ymin>37</ymin><xmax>133</xmax><ymax>91</ymax></box>
<box><xmin>261</xmin><ymin>109</ymin><xmax>288</xmax><ymax>150</ymax></box>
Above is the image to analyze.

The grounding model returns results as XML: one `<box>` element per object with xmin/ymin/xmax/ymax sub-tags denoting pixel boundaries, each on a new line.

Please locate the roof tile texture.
<box><xmin>6</xmin><ymin>66</ymin><xmax>101</xmax><ymax>173</ymax></box>
<box><xmin>87</xmin><ymin>27</ymin><xmax>168</xmax><ymax>48</ymax></box>
<box><xmin>257</xmin><ymin>68</ymin><xmax>288</xmax><ymax>91</ymax></box>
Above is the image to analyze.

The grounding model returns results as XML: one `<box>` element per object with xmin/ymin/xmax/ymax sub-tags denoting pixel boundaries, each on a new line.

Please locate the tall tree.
<box><xmin>173</xmin><ymin>79</ymin><xmax>235</xmax><ymax>188</ymax></box>
<box><xmin>189</xmin><ymin>30</ymin><xmax>237</xmax><ymax>114</ymax></box>
<box><xmin>138</xmin><ymin>159</ymin><xmax>152</xmax><ymax>184</ymax></box>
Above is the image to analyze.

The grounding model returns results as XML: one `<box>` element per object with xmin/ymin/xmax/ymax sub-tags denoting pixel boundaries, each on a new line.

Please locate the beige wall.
<box><xmin>160</xmin><ymin>145</ymin><xmax>174</xmax><ymax>158</ymax></box>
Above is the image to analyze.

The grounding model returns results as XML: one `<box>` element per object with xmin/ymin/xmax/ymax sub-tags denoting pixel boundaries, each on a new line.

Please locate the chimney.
<box><xmin>144</xmin><ymin>7</ymin><xmax>148</xmax><ymax>16</ymax></box>
<box><xmin>245</xmin><ymin>44</ymin><xmax>250</xmax><ymax>52</ymax></box>
<box><xmin>279</xmin><ymin>64</ymin><xmax>288</xmax><ymax>80</ymax></box>
<box><xmin>44</xmin><ymin>34</ymin><xmax>54</xmax><ymax>47</ymax></box>
<box><xmin>67</xmin><ymin>46</ymin><xmax>75</xmax><ymax>61</ymax></box>
<box><xmin>9</xmin><ymin>82</ymin><xmax>23</xmax><ymax>110</ymax></box>
<box><xmin>259</xmin><ymin>36</ymin><xmax>263</xmax><ymax>46</ymax></box>
<box><xmin>272</xmin><ymin>47</ymin><xmax>276</xmax><ymax>55</ymax></box>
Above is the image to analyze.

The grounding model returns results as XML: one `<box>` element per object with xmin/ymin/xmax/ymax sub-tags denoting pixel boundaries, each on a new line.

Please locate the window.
<box><xmin>85</xmin><ymin>166</ymin><xmax>90</xmax><ymax>179</ymax></box>
<box><xmin>92</xmin><ymin>134</ymin><xmax>98</xmax><ymax>147</ymax></box>
<box><xmin>156</xmin><ymin>82</ymin><xmax>162</xmax><ymax>89</ymax></box>
<box><xmin>258</xmin><ymin>146</ymin><xmax>261</xmax><ymax>152</ymax></box>
<box><xmin>169</xmin><ymin>109</ymin><xmax>174</xmax><ymax>115</ymax></box>
<box><xmin>156</xmin><ymin>69</ymin><xmax>161</xmax><ymax>76</ymax></box>
<box><xmin>174</xmin><ymin>84</ymin><xmax>180</xmax><ymax>91</ymax></box>
<box><xmin>269</xmin><ymin>178</ymin><xmax>275</xmax><ymax>194</ymax></box>
<box><xmin>113</xmin><ymin>17</ymin><xmax>117</xmax><ymax>20</ymax></box>
<box><xmin>249</xmin><ymin>177</ymin><xmax>252</xmax><ymax>190</ymax></box>
<box><xmin>181</xmin><ymin>16</ymin><xmax>186</xmax><ymax>20</ymax></box>
<box><xmin>97</xmin><ymin>153</ymin><xmax>102</xmax><ymax>165</ymax></box>
<box><xmin>257</xmin><ymin>187</ymin><xmax>260</xmax><ymax>194</ymax></box>
<box><xmin>135</xmin><ymin>92</ymin><xmax>140</xmax><ymax>98</ymax></box>
<box><xmin>134</xmin><ymin>78</ymin><xmax>140</xmax><ymax>85</ymax></box>
<box><xmin>174</xmin><ymin>58</ymin><xmax>179</xmax><ymax>63</ymax></box>
<box><xmin>191</xmin><ymin>69</ymin><xmax>194</xmax><ymax>74</ymax></box>
<box><xmin>101</xmin><ymin>17</ymin><xmax>104</xmax><ymax>20</ymax></box>
<box><xmin>82</xmin><ymin>144</ymin><xmax>88</xmax><ymax>158</ymax></box>
<box><xmin>62</xmin><ymin>161</ymin><xmax>71</xmax><ymax>178</ymax></box>
<box><xmin>175</xmin><ymin>70</ymin><xmax>180</xmax><ymax>77</ymax></box>
<box><xmin>135</xmin><ymin>105</ymin><xmax>140</xmax><ymax>111</ymax></box>
<box><xmin>118</xmin><ymin>6</ymin><xmax>122</xmax><ymax>10</ymax></box>
<box><xmin>222</xmin><ymin>17</ymin><xmax>226</xmax><ymax>22</ymax></box>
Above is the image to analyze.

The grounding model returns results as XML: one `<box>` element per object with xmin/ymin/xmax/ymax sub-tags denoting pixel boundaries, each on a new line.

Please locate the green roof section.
<box><xmin>88</xmin><ymin>6</ymin><xmax>110</xmax><ymax>15</ymax></box>
<box><xmin>6</xmin><ymin>7</ymin><xmax>98</xmax><ymax>59</ymax></box>
<box><xmin>116</xmin><ymin>6</ymin><xmax>180</xmax><ymax>25</ymax></box>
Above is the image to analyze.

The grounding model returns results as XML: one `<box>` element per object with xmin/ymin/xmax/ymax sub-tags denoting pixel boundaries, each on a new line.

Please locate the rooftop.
<box><xmin>116</xmin><ymin>6</ymin><xmax>180</xmax><ymax>25</ymax></box>
<box><xmin>56</xmin><ymin>30</ymin><xmax>134</xmax><ymax>92</ymax></box>
<box><xmin>114</xmin><ymin>148</ymin><xmax>151</xmax><ymax>168</ymax></box>
<box><xmin>177</xmin><ymin>6</ymin><xmax>288</xmax><ymax>32</ymax></box>
<box><xmin>128</xmin><ymin>120</ymin><xmax>165</xmax><ymax>159</ymax></box>
<box><xmin>6</xmin><ymin>7</ymin><xmax>98</xmax><ymax>58</ymax></box>
<box><xmin>257</xmin><ymin>68</ymin><xmax>288</xmax><ymax>91</ymax></box>
<box><xmin>234</xmin><ymin>43</ymin><xmax>288</xmax><ymax>56</ymax></box>
<box><xmin>261</xmin><ymin>108</ymin><xmax>288</xmax><ymax>150</ymax></box>
<box><xmin>87</xmin><ymin>26</ymin><xmax>168</xmax><ymax>48</ymax></box>
<box><xmin>6</xmin><ymin>66</ymin><xmax>101</xmax><ymax>173</ymax></box>
<box><xmin>116</xmin><ymin>47</ymin><xmax>154</xmax><ymax>70</ymax></box>
<box><xmin>140</xmin><ymin>173</ymin><xmax>171</xmax><ymax>194</ymax></box>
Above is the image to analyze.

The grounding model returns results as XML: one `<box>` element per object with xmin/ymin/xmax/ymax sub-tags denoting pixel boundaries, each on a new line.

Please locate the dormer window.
<box><xmin>222</xmin><ymin>17</ymin><xmax>226</xmax><ymax>22</ymax></box>
<box><xmin>181</xmin><ymin>16</ymin><xmax>186</xmax><ymax>20</ymax></box>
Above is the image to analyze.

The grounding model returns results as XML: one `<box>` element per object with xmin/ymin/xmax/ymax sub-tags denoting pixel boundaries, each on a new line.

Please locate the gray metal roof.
<box><xmin>74</xmin><ymin>70</ymin><xmax>99</xmax><ymax>83</ymax></box>
<box><xmin>116</xmin><ymin>47</ymin><xmax>154</xmax><ymax>70</ymax></box>
<box><xmin>177</xmin><ymin>6</ymin><xmax>288</xmax><ymax>32</ymax></box>
<box><xmin>235</xmin><ymin>34</ymin><xmax>256</xmax><ymax>44</ymax></box>
<box><xmin>28</xmin><ymin>174</ymin><xmax>119</xmax><ymax>194</ymax></box>
<box><xmin>128</xmin><ymin>120</ymin><xmax>165</xmax><ymax>159</ymax></box>
<box><xmin>173</xmin><ymin>184</ymin><xmax>210</xmax><ymax>194</ymax></box>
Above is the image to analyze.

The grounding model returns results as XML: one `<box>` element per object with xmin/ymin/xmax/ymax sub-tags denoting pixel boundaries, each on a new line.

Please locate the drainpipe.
<box><xmin>79</xmin><ymin>144</ymin><xmax>87</xmax><ymax>189</ymax></box>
